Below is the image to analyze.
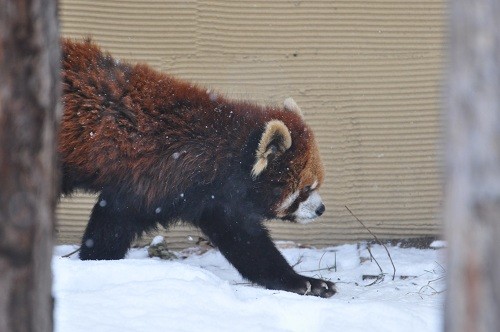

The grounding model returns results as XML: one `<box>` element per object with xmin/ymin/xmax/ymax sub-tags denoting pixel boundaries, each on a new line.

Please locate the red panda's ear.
<box><xmin>251</xmin><ymin>120</ymin><xmax>292</xmax><ymax>179</ymax></box>
<box><xmin>283</xmin><ymin>97</ymin><xmax>303</xmax><ymax>118</ymax></box>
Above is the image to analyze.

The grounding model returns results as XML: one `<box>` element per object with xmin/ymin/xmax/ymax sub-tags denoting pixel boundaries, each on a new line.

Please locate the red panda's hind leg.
<box><xmin>79</xmin><ymin>192</ymin><xmax>152</xmax><ymax>260</ymax></box>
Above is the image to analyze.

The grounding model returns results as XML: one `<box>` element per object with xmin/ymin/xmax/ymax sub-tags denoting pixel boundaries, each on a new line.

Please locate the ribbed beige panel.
<box><xmin>57</xmin><ymin>0</ymin><xmax>445</xmax><ymax>249</ymax></box>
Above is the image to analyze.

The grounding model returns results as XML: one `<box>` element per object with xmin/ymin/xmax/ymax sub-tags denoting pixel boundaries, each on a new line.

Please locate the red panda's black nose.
<box><xmin>315</xmin><ymin>204</ymin><xmax>325</xmax><ymax>216</ymax></box>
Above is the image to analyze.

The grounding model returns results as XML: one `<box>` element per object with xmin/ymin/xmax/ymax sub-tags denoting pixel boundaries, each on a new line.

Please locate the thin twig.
<box><xmin>61</xmin><ymin>246</ymin><xmax>81</xmax><ymax>258</ymax></box>
<box><xmin>434</xmin><ymin>261</ymin><xmax>446</xmax><ymax>273</ymax></box>
<box><xmin>232</xmin><ymin>281</ymin><xmax>253</xmax><ymax>286</ymax></box>
<box><xmin>363</xmin><ymin>274</ymin><xmax>385</xmax><ymax>286</ymax></box>
<box><xmin>292</xmin><ymin>255</ymin><xmax>304</xmax><ymax>268</ymax></box>
<box><xmin>318</xmin><ymin>251</ymin><xmax>327</xmax><ymax>271</ymax></box>
<box><xmin>366</xmin><ymin>244</ymin><xmax>383</xmax><ymax>275</ymax></box>
<box><xmin>407</xmin><ymin>275</ymin><xmax>446</xmax><ymax>298</ymax></box>
<box><xmin>299</xmin><ymin>265</ymin><xmax>336</xmax><ymax>274</ymax></box>
<box><xmin>345</xmin><ymin>205</ymin><xmax>397</xmax><ymax>280</ymax></box>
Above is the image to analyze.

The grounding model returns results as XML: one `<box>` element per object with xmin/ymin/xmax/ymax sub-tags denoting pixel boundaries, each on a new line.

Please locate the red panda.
<box><xmin>60</xmin><ymin>38</ymin><xmax>335</xmax><ymax>298</ymax></box>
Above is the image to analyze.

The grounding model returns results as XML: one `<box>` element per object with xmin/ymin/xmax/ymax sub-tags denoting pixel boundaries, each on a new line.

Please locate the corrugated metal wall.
<box><xmin>57</xmin><ymin>0</ymin><xmax>445</xmax><ymax>249</ymax></box>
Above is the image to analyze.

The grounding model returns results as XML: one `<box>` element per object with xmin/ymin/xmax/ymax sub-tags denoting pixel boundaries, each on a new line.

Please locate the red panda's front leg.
<box><xmin>198</xmin><ymin>205</ymin><xmax>336</xmax><ymax>298</ymax></box>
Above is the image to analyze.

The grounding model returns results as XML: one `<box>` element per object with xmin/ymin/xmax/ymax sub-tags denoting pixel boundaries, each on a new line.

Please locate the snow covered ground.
<box><xmin>53</xmin><ymin>240</ymin><xmax>445</xmax><ymax>332</ymax></box>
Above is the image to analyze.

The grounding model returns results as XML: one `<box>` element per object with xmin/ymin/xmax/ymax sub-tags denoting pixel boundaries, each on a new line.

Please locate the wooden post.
<box><xmin>0</xmin><ymin>0</ymin><xmax>60</xmax><ymax>331</ymax></box>
<box><xmin>445</xmin><ymin>0</ymin><xmax>500</xmax><ymax>331</ymax></box>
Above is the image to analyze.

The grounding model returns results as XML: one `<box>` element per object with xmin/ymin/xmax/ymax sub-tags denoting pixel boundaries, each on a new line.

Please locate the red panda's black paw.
<box><xmin>302</xmin><ymin>277</ymin><xmax>337</xmax><ymax>298</ymax></box>
<box><xmin>281</xmin><ymin>275</ymin><xmax>337</xmax><ymax>298</ymax></box>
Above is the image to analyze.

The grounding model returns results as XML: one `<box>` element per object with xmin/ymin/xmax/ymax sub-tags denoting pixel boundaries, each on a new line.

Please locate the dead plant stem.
<box><xmin>345</xmin><ymin>205</ymin><xmax>397</xmax><ymax>280</ymax></box>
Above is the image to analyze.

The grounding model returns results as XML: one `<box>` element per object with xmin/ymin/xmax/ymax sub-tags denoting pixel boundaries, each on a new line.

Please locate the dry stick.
<box><xmin>365</xmin><ymin>274</ymin><xmax>385</xmax><ymax>287</ymax></box>
<box><xmin>418</xmin><ymin>276</ymin><xmax>446</xmax><ymax>295</ymax></box>
<box><xmin>300</xmin><ymin>252</ymin><xmax>336</xmax><ymax>274</ymax></box>
<box><xmin>366</xmin><ymin>244</ymin><xmax>384</xmax><ymax>275</ymax></box>
<box><xmin>406</xmin><ymin>275</ymin><xmax>446</xmax><ymax>299</ymax></box>
<box><xmin>300</xmin><ymin>266</ymin><xmax>336</xmax><ymax>274</ymax></box>
<box><xmin>61</xmin><ymin>246</ymin><xmax>81</xmax><ymax>258</ymax></box>
<box><xmin>318</xmin><ymin>251</ymin><xmax>327</xmax><ymax>272</ymax></box>
<box><xmin>292</xmin><ymin>255</ymin><xmax>304</xmax><ymax>268</ymax></box>
<box><xmin>345</xmin><ymin>205</ymin><xmax>396</xmax><ymax>280</ymax></box>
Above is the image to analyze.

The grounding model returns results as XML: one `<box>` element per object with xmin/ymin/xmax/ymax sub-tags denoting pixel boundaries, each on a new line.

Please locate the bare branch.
<box><xmin>345</xmin><ymin>205</ymin><xmax>396</xmax><ymax>280</ymax></box>
<box><xmin>61</xmin><ymin>247</ymin><xmax>81</xmax><ymax>258</ymax></box>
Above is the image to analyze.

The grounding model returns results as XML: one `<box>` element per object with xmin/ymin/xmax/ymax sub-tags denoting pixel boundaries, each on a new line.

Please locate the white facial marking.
<box><xmin>295</xmin><ymin>191</ymin><xmax>323</xmax><ymax>224</ymax></box>
<box><xmin>278</xmin><ymin>190</ymin><xmax>299</xmax><ymax>214</ymax></box>
<box><xmin>311</xmin><ymin>180</ymin><xmax>319</xmax><ymax>190</ymax></box>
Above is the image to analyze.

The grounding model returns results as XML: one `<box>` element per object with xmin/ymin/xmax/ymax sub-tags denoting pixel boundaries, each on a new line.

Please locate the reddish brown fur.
<box><xmin>60</xmin><ymin>39</ymin><xmax>334</xmax><ymax>297</ymax></box>
<box><xmin>60</xmin><ymin>38</ymin><xmax>323</xmax><ymax>208</ymax></box>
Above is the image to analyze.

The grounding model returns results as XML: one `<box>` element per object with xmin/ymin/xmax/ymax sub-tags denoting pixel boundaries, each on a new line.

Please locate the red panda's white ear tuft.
<box><xmin>283</xmin><ymin>97</ymin><xmax>303</xmax><ymax>118</ymax></box>
<box><xmin>251</xmin><ymin>120</ymin><xmax>292</xmax><ymax>179</ymax></box>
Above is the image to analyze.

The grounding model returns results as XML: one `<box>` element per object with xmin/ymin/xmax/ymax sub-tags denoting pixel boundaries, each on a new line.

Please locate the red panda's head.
<box><xmin>250</xmin><ymin>98</ymin><xmax>325</xmax><ymax>224</ymax></box>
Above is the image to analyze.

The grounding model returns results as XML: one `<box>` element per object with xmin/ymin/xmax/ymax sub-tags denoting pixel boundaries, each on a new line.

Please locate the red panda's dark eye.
<box><xmin>272</xmin><ymin>187</ymin><xmax>283</xmax><ymax>197</ymax></box>
<box><xmin>303</xmin><ymin>185</ymin><xmax>312</xmax><ymax>194</ymax></box>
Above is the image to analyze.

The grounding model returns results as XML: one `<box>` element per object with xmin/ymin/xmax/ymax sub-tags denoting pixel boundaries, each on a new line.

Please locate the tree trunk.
<box><xmin>445</xmin><ymin>0</ymin><xmax>500</xmax><ymax>331</ymax></box>
<box><xmin>0</xmin><ymin>0</ymin><xmax>60</xmax><ymax>331</ymax></box>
